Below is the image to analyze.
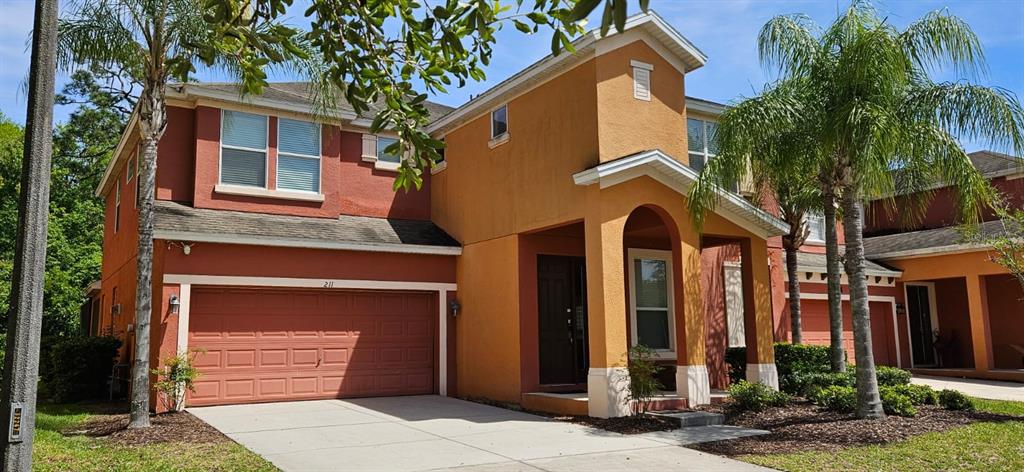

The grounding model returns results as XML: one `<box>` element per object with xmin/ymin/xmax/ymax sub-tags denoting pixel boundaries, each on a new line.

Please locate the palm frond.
<box><xmin>758</xmin><ymin>14</ymin><xmax>820</xmax><ymax>79</ymax></box>
<box><xmin>900</xmin><ymin>8</ymin><xmax>987</xmax><ymax>79</ymax></box>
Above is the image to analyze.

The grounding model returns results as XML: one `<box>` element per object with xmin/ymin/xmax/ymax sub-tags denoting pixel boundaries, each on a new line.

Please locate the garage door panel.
<box><xmin>187</xmin><ymin>288</ymin><xmax>436</xmax><ymax>406</ymax></box>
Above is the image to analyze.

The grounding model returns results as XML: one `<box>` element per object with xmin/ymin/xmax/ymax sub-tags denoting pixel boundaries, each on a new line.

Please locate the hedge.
<box><xmin>40</xmin><ymin>335</ymin><xmax>121</xmax><ymax>402</ymax></box>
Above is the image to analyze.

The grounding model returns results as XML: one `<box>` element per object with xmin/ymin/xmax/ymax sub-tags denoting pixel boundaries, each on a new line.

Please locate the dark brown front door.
<box><xmin>906</xmin><ymin>284</ymin><xmax>936</xmax><ymax>366</ymax></box>
<box><xmin>537</xmin><ymin>255</ymin><xmax>588</xmax><ymax>385</ymax></box>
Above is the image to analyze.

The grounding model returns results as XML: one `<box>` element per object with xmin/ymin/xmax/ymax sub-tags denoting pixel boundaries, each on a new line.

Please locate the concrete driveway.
<box><xmin>189</xmin><ymin>395</ymin><xmax>770</xmax><ymax>471</ymax></box>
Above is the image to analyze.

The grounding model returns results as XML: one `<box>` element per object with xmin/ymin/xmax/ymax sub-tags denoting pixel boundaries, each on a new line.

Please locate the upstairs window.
<box><xmin>491</xmin><ymin>105</ymin><xmax>508</xmax><ymax>141</ymax></box>
<box><xmin>114</xmin><ymin>179</ymin><xmax>121</xmax><ymax>233</ymax></box>
<box><xmin>805</xmin><ymin>211</ymin><xmax>826</xmax><ymax>242</ymax></box>
<box><xmin>277</xmin><ymin>118</ymin><xmax>321</xmax><ymax>193</ymax></box>
<box><xmin>687</xmin><ymin>118</ymin><xmax>718</xmax><ymax>173</ymax></box>
<box><xmin>376</xmin><ymin>136</ymin><xmax>401</xmax><ymax>164</ymax></box>
<box><xmin>220</xmin><ymin>110</ymin><xmax>268</xmax><ymax>188</ymax></box>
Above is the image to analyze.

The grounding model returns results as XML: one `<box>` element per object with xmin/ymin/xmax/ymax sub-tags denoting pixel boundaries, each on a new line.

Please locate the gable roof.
<box><xmin>862</xmin><ymin>218</ymin><xmax>1010</xmax><ymax>260</ymax></box>
<box><xmin>572</xmin><ymin>150</ymin><xmax>790</xmax><ymax>239</ymax></box>
<box><xmin>970</xmin><ymin>150</ymin><xmax>1024</xmax><ymax>178</ymax></box>
<box><xmin>426</xmin><ymin>11</ymin><xmax>707</xmax><ymax>136</ymax></box>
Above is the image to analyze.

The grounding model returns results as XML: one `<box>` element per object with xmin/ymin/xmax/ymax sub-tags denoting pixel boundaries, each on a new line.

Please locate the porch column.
<box><xmin>740</xmin><ymin>238</ymin><xmax>778</xmax><ymax>389</ymax></box>
<box><xmin>965</xmin><ymin>274</ymin><xmax>994</xmax><ymax>372</ymax></box>
<box><xmin>675</xmin><ymin>236</ymin><xmax>710</xmax><ymax>406</ymax></box>
<box><xmin>583</xmin><ymin>192</ymin><xmax>631</xmax><ymax>418</ymax></box>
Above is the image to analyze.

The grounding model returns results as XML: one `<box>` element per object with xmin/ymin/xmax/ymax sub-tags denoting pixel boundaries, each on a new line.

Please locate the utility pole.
<box><xmin>1</xmin><ymin>0</ymin><xmax>59</xmax><ymax>469</ymax></box>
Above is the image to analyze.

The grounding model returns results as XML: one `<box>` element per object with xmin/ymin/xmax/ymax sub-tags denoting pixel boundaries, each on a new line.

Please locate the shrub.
<box><xmin>725</xmin><ymin>347</ymin><xmax>746</xmax><ymax>385</ymax></box>
<box><xmin>727</xmin><ymin>343</ymin><xmax>833</xmax><ymax>395</ymax></box>
<box><xmin>874</xmin><ymin>366</ymin><xmax>912</xmax><ymax>387</ymax></box>
<box><xmin>939</xmin><ymin>389</ymin><xmax>975</xmax><ymax>411</ymax></box>
<box><xmin>728</xmin><ymin>380</ymin><xmax>789</xmax><ymax>412</ymax></box>
<box><xmin>880</xmin><ymin>387</ymin><xmax>918</xmax><ymax>417</ymax></box>
<box><xmin>813</xmin><ymin>385</ymin><xmax>856</xmax><ymax>413</ymax></box>
<box><xmin>797</xmin><ymin>371</ymin><xmax>856</xmax><ymax>398</ymax></box>
<box><xmin>626</xmin><ymin>345</ymin><xmax>663</xmax><ymax>415</ymax></box>
<box><xmin>152</xmin><ymin>349</ymin><xmax>204</xmax><ymax>412</ymax></box>
<box><xmin>41</xmin><ymin>335</ymin><xmax>121</xmax><ymax>402</ymax></box>
<box><xmin>885</xmin><ymin>384</ymin><xmax>938</xmax><ymax>406</ymax></box>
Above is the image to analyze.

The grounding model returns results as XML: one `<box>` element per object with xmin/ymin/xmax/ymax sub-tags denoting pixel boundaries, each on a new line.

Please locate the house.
<box><xmin>86</xmin><ymin>11</ymin><xmax>1022</xmax><ymax>419</ymax></box>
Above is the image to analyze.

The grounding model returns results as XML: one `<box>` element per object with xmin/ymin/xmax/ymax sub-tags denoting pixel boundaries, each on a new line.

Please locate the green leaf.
<box><xmin>567</xmin><ymin>0</ymin><xmax>602</xmax><ymax>22</ymax></box>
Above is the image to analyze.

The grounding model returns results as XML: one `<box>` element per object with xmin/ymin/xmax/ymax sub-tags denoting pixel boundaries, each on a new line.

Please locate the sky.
<box><xmin>1</xmin><ymin>0</ymin><xmax>1022</xmax><ymax>152</ymax></box>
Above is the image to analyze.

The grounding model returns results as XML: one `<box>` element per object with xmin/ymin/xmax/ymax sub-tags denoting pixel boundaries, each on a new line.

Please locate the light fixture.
<box><xmin>169</xmin><ymin>294</ymin><xmax>180</xmax><ymax>314</ymax></box>
<box><xmin>449</xmin><ymin>299</ymin><xmax>461</xmax><ymax>317</ymax></box>
<box><xmin>182</xmin><ymin>243</ymin><xmax>192</xmax><ymax>255</ymax></box>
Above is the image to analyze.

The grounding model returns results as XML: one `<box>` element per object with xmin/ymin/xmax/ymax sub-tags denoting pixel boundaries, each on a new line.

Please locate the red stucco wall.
<box><xmin>986</xmin><ymin>274</ymin><xmax>1024</xmax><ymax>369</ymax></box>
<box><xmin>865</xmin><ymin>176</ymin><xmax>1024</xmax><ymax>235</ymax></box>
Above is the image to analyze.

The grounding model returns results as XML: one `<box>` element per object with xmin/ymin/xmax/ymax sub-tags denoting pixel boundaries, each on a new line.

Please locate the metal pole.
<box><xmin>1</xmin><ymin>0</ymin><xmax>59</xmax><ymax>469</ymax></box>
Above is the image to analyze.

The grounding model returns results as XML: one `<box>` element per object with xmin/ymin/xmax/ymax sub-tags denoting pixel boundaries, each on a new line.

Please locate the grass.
<box><xmin>744</xmin><ymin>398</ymin><xmax>1024</xmax><ymax>472</ymax></box>
<box><xmin>31</xmin><ymin>404</ymin><xmax>279</xmax><ymax>472</ymax></box>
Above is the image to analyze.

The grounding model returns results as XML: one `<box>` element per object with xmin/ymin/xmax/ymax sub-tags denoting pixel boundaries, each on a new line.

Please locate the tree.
<box><xmin>690</xmin><ymin>1</ymin><xmax>1024</xmax><ymax>419</ymax></box>
<box><xmin>963</xmin><ymin>204</ymin><xmax>1024</xmax><ymax>290</ymax></box>
<box><xmin>56</xmin><ymin>0</ymin><xmax>316</xmax><ymax>428</ymax></box>
<box><xmin>202</xmin><ymin>0</ymin><xmax>649</xmax><ymax>191</ymax></box>
<box><xmin>688</xmin><ymin>81</ymin><xmax>821</xmax><ymax>344</ymax></box>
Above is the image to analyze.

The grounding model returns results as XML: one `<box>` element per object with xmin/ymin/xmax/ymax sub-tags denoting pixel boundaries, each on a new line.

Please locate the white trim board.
<box><xmin>153</xmin><ymin>229</ymin><xmax>463</xmax><ymax>256</ymax></box>
<box><xmin>627</xmin><ymin>248</ymin><xmax>677</xmax><ymax>360</ymax></box>
<box><xmin>785</xmin><ymin>292</ymin><xmax>902</xmax><ymax>368</ymax></box>
<box><xmin>165</xmin><ymin>274</ymin><xmax>456</xmax><ymax>403</ymax></box>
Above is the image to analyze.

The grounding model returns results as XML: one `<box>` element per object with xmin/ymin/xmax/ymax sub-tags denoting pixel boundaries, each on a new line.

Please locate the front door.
<box><xmin>537</xmin><ymin>255</ymin><xmax>588</xmax><ymax>385</ymax></box>
<box><xmin>906</xmin><ymin>284</ymin><xmax>937</xmax><ymax>366</ymax></box>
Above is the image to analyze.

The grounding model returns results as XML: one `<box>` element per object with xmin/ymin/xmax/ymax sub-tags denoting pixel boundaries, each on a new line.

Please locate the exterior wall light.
<box><xmin>169</xmin><ymin>294</ymin><xmax>181</xmax><ymax>314</ymax></box>
<box><xmin>449</xmin><ymin>299</ymin><xmax>460</xmax><ymax>317</ymax></box>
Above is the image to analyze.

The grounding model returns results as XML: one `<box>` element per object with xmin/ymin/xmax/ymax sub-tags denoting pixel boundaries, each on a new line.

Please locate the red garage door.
<box><xmin>187</xmin><ymin>287</ymin><xmax>436</xmax><ymax>406</ymax></box>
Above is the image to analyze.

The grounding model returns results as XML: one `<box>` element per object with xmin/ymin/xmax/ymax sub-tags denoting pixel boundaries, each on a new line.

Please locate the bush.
<box><xmin>41</xmin><ymin>336</ymin><xmax>121</xmax><ymax>402</ymax></box>
<box><xmin>875</xmin><ymin>366</ymin><xmax>912</xmax><ymax>387</ymax></box>
<box><xmin>728</xmin><ymin>343</ymin><xmax>833</xmax><ymax>395</ymax></box>
<box><xmin>725</xmin><ymin>347</ymin><xmax>746</xmax><ymax>385</ymax></box>
<box><xmin>797</xmin><ymin>370</ymin><xmax>856</xmax><ymax>398</ymax></box>
<box><xmin>728</xmin><ymin>380</ymin><xmax>789</xmax><ymax>412</ymax></box>
<box><xmin>813</xmin><ymin>385</ymin><xmax>856</xmax><ymax>413</ymax></box>
<box><xmin>879</xmin><ymin>386</ymin><xmax>918</xmax><ymax>417</ymax></box>
<box><xmin>885</xmin><ymin>384</ymin><xmax>938</xmax><ymax>406</ymax></box>
<box><xmin>153</xmin><ymin>350</ymin><xmax>203</xmax><ymax>412</ymax></box>
<box><xmin>626</xmin><ymin>345</ymin><xmax>663</xmax><ymax>415</ymax></box>
<box><xmin>939</xmin><ymin>389</ymin><xmax>975</xmax><ymax>411</ymax></box>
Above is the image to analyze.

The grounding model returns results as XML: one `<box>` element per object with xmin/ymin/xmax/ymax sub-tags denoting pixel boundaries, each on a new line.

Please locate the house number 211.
<box><xmin>323</xmin><ymin>281</ymin><xmax>335</xmax><ymax>288</ymax></box>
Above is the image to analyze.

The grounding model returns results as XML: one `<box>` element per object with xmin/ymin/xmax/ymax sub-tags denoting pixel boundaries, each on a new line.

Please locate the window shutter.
<box><xmin>633</xmin><ymin>68</ymin><xmax>651</xmax><ymax>101</ymax></box>
<box><xmin>361</xmin><ymin>134</ymin><xmax>378</xmax><ymax>161</ymax></box>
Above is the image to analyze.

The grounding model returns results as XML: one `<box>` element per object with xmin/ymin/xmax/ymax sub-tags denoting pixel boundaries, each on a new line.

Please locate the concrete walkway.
<box><xmin>189</xmin><ymin>396</ymin><xmax>770</xmax><ymax>471</ymax></box>
<box><xmin>912</xmin><ymin>375</ymin><xmax>1024</xmax><ymax>402</ymax></box>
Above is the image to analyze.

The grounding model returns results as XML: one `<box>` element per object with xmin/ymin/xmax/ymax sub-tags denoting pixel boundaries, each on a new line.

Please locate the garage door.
<box><xmin>187</xmin><ymin>287</ymin><xmax>436</xmax><ymax>406</ymax></box>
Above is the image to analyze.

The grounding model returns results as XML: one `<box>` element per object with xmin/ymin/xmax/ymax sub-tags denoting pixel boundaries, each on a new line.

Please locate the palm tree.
<box><xmin>57</xmin><ymin>0</ymin><xmax>318</xmax><ymax>428</ymax></box>
<box><xmin>692</xmin><ymin>1</ymin><xmax>1024</xmax><ymax>419</ymax></box>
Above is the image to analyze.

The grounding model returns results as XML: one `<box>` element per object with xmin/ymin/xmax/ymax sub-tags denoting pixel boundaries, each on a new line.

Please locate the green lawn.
<box><xmin>32</xmin><ymin>404</ymin><xmax>278</xmax><ymax>472</ymax></box>
<box><xmin>744</xmin><ymin>398</ymin><xmax>1024</xmax><ymax>472</ymax></box>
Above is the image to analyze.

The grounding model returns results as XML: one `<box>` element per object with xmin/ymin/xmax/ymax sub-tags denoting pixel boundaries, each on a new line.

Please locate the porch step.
<box><xmin>647</xmin><ymin>410</ymin><xmax>725</xmax><ymax>427</ymax></box>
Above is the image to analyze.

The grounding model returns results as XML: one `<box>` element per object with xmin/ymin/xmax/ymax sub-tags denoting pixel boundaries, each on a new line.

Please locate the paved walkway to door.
<box><xmin>912</xmin><ymin>375</ymin><xmax>1024</xmax><ymax>402</ymax></box>
<box><xmin>189</xmin><ymin>395</ymin><xmax>770</xmax><ymax>471</ymax></box>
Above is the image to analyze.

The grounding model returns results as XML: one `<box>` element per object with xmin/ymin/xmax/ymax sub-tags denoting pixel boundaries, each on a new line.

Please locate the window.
<box><xmin>134</xmin><ymin>147</ymin><xmax>141</xmax><ymax>207</ymax></box>
<box><xmin>631</xmin><ymin>60</ymin><xmax>653</xmax><ymax>101</ymax></box>
<box><xmin>277</xmin><ymin>118</ymin><xmax>321</xmax><ymax>193</ymax></box>
<box><xmin>220</xmin><ymin>110</ymin><xmax>268</xmax><ymax>187</ymax></box>
<box><xmin>491</xmin><ymin>105</ymin><xmax>508</xmax><ymax>140</ymax></box>
<box><xmin>628</xmin><ymin>249</ymin><xmax>675</xmax><ymax>356</ymax></box>
<box><xmin>376</xmin><ymin>136</ymin><xmax>400</xmax><ymax>164</ymax></box>
<box><xmin>805</xmin><ymin>211</ymin><xmax>826</xmax><ymax>242</ymax></box>
<box><xmin>126</xmin><ymin>157</ymin><xmax>135</xmax><ymax>183</ymax></box>
<box><xmin>687</xmin><ymin>118</ymin><xmax>718</xmax><ymax>173</ymax></box>
<box><xmin>114</xmin><ymin>179</ymin><xmax>121</xmax><ymax>233</ymax></box>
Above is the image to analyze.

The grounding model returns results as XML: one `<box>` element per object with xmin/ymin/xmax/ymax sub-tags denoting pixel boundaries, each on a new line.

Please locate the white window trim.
<box><xmin>114</xmin><ymin>180</ymin><xmax>121</xmax><ymax>233</ymax></box>
<box><xmin>631</xmin><ymin>60</ymin><xmax>653</xmax><ymax>102</ymax></box>
<box><xmin>275</xmin><ymin>118</ymin><xmax>323</xmax><ymax>195</ymax></box>
<box><xmin>489</xmin><ymin>104</ymin><xmax>509</xmax><ymax>148</ymax></box>
<box><xmin>627</xmin><ymin>248</ymin><xmax>677</xmax><ymax>359</ymax></box>
<box><xmin>687</xmin><ymin>118</ymin><xmax>717</xmax><ymax>169</ymax></box>
<box><xmin>372</xmin><ymin>135</ymin><xmax>403</xmax><ymax>172</ymax></box>
<box><xmin>219</xmin><ymin>109</ymin><xmax>270</xmax><ymax>189</ymax></box>
<box><xmin>805</xmin><ymin>211</ymin><xmax>826</xmax><ymax>243</ymax></box>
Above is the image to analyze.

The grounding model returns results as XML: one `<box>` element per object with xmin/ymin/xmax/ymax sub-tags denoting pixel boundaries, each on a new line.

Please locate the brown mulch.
<box><xmin>551</xmin><ymin>413</ymin><xmax>679</xmax><ymax>434</ymax></box>
<box><xmin>64</xmin><ymin>410</ymin><xmax>232</xmax><ymax>447</ymax></box>
<box><xmin>690</xmin><ymin>401</ymin><xmax>1022</xmax><ymax>457</ymax></box>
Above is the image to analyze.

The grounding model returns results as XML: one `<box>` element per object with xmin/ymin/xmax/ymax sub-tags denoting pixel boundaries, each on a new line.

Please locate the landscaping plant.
<box><xmin>813</xmin><ymin>385</ymin><xmax>856</xmax><ymax>413</ymax></box>
<box><xmin>874</xmin><ymin>366</ymin><xmax>912</xmax><ymax>387</ymax></box>
<box><xmin>152</xmin><ymin>349</ymin><xmax>204</xmax><ymax>413</ymax></box>
<box><xmin>939</xmin><ymin>389</ymin><xmax>976</xmax><ymax>411</ymax></box>
<box><xmin>41</xmin><ymin>336</ymin><xmax>122</xmax><ymax>402</ymax></box>
<box><xmin>626</xmin><ymin>344</ymin><xmax>663</xmax><ymax>416</ymax></box>
<box><xmin>729</xmin><ymin>381</ymin><xmax>790</xmax><ymax>412</ymax></box>
<box><xmin>879</xmin><ymin>388</ymin><xmax>918</xmax><ymax>417</ymax></box>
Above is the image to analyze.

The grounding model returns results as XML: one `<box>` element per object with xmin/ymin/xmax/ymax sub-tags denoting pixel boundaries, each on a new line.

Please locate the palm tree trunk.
<box><xmin>823</xmin><ymin>192</ymin><xmax>846</xmax><ymax>372</ymax></box>
<box><xmin>128</xmin><ymin>83</ymin><xmax>167</xmax><ymax>429</ymax></box>
<box><xmin>785</xmin><ymin>246</ymin><xmax>802</xmax><ymax>344</ymax></box>
<box><xmin>840</xmin><ymin>192</ymin><xmax>885</xmax><ymax>420</ymax></box>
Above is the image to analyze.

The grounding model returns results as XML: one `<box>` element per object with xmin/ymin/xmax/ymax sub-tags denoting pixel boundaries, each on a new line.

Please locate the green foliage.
<box><xmin>729</xmin><ymin>343</ymin><xmax>834</xmax><ymax>395</ymax></box>
<box><xmin>625</xmin><ymin>344</ymin><xmax>663</xmax><ymax>415</ymax></box>
<box><xmin>201</xmin><ymin>0</ymin><xmax>650</xmax><ymax>191</ymax></box>
<box><xmin>40</xmin><ymin>336</ymin><xmax>122</xmax><ymax>402</ymax></box>
<box><xmin>962</xmin><ymin>205</ymin><xmax>1024</xmax><ymax>290</ymax></box>
<box><xmin>880</xmin><ymin>387</ymin><xmax>918</xmax><ymax>417</ymax></box>
<box><xmin>796</xmin><ymin>371</ymin><xmax>856</xmax><ymax>399</ymax></box>
<box><xmin>728</xmin><ymin>380</ymin><xmax>790</xmax><ymax>412</ymax></box>
<box><xmin>884</xmin><ymin>384</ymin><xmax>939</xmax><ymax>406</ymax></box>
<box><xmin>939</xmin><ymin>389</ymin><xmax>976</xmax><ymax>411</ymax></box>
<box><xmin>874</xmin><ymin>366</ymin><xmax>913</xmax><ymax>387</ymax></box>
<box><xmin>152</xmin><ymin>349</ymin><xmax>204</xmax><ymax>412</ymax></box>
<box><xmin>813</xmin><ymin>385</ymin><xmax>856</xmax><ymax>413</ymax></box>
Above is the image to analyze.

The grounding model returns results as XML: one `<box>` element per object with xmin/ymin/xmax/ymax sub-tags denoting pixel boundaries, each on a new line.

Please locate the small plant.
<box><xmin>880</xmin><ymin>387</ymin><xmax>918</xmax><ymax>417</ymax></box>
<box><xmin>874</xmin><ymin>366</ymin><xmax>912</xmax><ymax>387</ymax></box>
<box><xmin>939</xmin><ymin>389</ymin><xmax>975</xmax><ymax>411</ymax></box>
<box><xmin>886</xmin><ymin>384</ymin><xmax>939</xmax><ymax>406</ymax></box>
<box><xmin>728</xmin><ymin>381</ymin><xmax>789</xmax><ymax>412</ymax></box>
<box><xmin>625</xmin><ymin>344</ymin><xmax>663</xmax><ymax>415</ymax></box>
<box><xmin>152</xmin><ymin>349</ymin><xmax>204</xmax><ymax>412</ymax></box>
<box><xmin>796</xmin><ymin>371</ymin><xmax>855</xmax><ymax>398</ymax></box>
<box><xmin>813</xmin><ymin>385</ymin><xmax>856</xmax><ymax>413</ymax></box>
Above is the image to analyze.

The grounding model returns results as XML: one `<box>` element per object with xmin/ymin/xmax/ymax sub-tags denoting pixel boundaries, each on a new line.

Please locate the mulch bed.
<box><xmin>551</xmin><ymin>413</ymin><xmax>679</xmax><ymax>434</ymax></box>
<box><xmin>690</xmin><ymin>400</ymin><xmax>1023</xmax><ymax>456</ymax></box>
<box><xmin>65</xmin><ymin>410</ymin><xmax>232</xmax><ymax>447</ymax></box>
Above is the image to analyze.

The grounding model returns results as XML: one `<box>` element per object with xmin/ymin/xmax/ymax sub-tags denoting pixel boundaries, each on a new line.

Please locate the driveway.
<box><xmin>189</xmin><ymin>395</ymin><xmax>770</xmax><ymax>471</ymax></box>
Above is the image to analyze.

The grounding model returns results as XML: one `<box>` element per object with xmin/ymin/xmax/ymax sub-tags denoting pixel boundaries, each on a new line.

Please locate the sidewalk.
<box><xmin>912</xmin><ymin>375</ymin><xmax>1024</xmax><ymax>402</ymax></box>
